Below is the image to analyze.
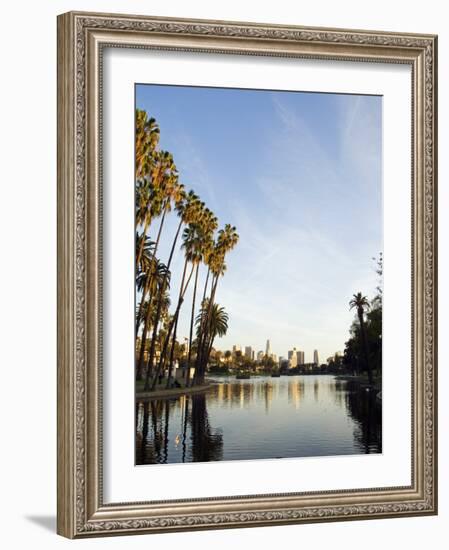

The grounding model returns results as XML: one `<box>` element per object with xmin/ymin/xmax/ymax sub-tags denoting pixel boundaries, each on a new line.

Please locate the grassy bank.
<box><xmin>136</xmin><ymin>381</ymin><xmax>212</xmax><ymax>400</ymax></box>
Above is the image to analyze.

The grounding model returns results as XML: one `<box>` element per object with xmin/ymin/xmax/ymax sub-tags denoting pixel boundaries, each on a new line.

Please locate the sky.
<box><xmin>136</xmin><ymin>83</ymin><xmax>382</xmax><ymax>362</ymax></box>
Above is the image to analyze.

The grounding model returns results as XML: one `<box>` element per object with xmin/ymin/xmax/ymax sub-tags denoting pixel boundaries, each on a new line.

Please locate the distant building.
<box><xmin>313</xmin><ymin>349</ymin><xmax>319</xmax><ymax>365</ymax></box>
<box><xmin>244</xmin><ymin>346</ymin><xmax>252</xmax><ymax>359</ymax></box>
<box><xmin>257</xmin><ymin>350</ymin><xmax>264</xmax><ymax>361</ymax></box>
<box><xmin>251</xmin><ymin>350</ymin><xmax>255</xmax><ymax>361</ymax></box>
<box><xmin>232</xmin><ymin>345</ymin><xmax>241</xmax><ymax>356</ymax></box>
<box><xmin>296</xmin><ymin>350</ymin><xmax>305</xmax><ymax>365</ymax></box>
<box><xmin>266</xmin><ymin>339</ymin><xmax>271</xmax><ymax>356</ymax></box>
<box><xmin>288</xmin><ymin>348</ymin><xmax>298</xmax><ymax>368</ymax></box>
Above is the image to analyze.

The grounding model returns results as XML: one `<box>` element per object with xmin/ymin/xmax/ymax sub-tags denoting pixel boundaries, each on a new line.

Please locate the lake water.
<box><xmin>135</xmin><ymin>375</ymin><xmax>382</xmax><ymax>465</ymax></box>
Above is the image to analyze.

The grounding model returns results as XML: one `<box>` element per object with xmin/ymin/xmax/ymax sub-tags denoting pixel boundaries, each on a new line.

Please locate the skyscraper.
<box><xmin>245</xmin><ymin>346</ymin><xmax>252</xmax><ymax>359</ymax></box>
<box><xmin>288</xmin><ymin>348</ymin><xmax>298</xmax><ymax>368</ymax></box>
<box><xmin>265</xmin><ymin>339</ymin><xmax>271</xmax><ymax>356</ymax></box>
<box><xmin>296</xmin><ymin>350</ymin><xmax>305</xmax><ymax>365</ymax></box>
<box><xmin>313</xmin><ymin>349</ymin><xmax>319</xmax><ymax>365</ymax></box>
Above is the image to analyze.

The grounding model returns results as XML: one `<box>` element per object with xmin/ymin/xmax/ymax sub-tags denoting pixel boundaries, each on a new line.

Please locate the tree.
<box><xmin>143</xmin><ymin>190</ymin><xmax>200</xmax><ymax>390</ymax></box>
<box><xmin>195</xmin><ymin>224</ymin><xmax>239</xmax><ymax>381</ymax></box>
<box><xmin>194</xmin><ymin>301</ymin><xmax>229</xmax><ymax>384</ymax></box>
<box><xmin>135</xmin><ymin>109</ymin><xmax>160</xmax><ymax>179</ymax></box>
<box><xmin>349</xmin><ymin>292</ymin><xmax>373</xmax><ymax>385</ymax></box>
<box><xmin>135</xmin><ymin>265</ymin><xmax>170</xmax><ymax>381</ymax></box>
<box><xmin>134</xmin><ymin>110</ymin><xmax>239</xmax><ymax>392</ymax></box>
<box><xmin>185</xmin><ymin>209</ymin><xmax>217</xmax><ymax>387</ymax></box>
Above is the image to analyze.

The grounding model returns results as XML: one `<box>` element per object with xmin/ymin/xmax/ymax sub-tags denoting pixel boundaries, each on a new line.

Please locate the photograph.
<box><xmin>134</xmin><ymin>83</ymin><xmax>383</xmax><ymax>465</ymax></box>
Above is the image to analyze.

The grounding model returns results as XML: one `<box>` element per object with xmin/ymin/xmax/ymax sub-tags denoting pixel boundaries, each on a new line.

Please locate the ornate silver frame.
<box><xmin>57</xmin><ymin>11</ymin><xmax>438</xmax><ymax>538</ymax></box>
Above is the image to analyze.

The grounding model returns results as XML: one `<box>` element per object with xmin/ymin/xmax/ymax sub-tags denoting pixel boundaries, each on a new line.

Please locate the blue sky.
<box><xmin>136</xmin><ymin>84</ymin><xmax>382</xmax><ymax>362</ymax></box>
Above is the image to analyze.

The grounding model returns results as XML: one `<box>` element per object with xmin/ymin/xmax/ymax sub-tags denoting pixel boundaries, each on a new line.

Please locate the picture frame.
<box><xmin>57</xmin><ymin>11</ymin><xmax>438</xmax><ymax>538</ymax></box>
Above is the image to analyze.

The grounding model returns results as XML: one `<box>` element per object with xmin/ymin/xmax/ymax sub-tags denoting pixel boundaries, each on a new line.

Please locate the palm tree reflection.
<box><xmin>344</xmin><ymin>382</ymin><xmax>382</xmax><ymax>453</ymax></box>
<box><xmin>136</xmin><ymin>392</ymin><xmax>223</xmax><ymax>464</ymax></box>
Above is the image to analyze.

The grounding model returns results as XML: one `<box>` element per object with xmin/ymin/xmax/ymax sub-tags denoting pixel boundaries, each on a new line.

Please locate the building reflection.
<box><xmin>288</xmin><ymin>380</ymin><xmax>305</xmax><ymax>409</ymax></box>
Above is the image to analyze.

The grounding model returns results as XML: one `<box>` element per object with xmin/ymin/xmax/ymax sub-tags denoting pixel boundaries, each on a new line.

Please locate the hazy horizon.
<box><xmin>136</xmin><ymin>83</ymin><xmax>382</xmax><ymax>361</ymax></box>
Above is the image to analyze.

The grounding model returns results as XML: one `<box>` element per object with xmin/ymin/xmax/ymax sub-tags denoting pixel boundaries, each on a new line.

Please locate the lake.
<box><xmin>135</xmin><ymin>374</ymin><xmax>381</xmax><ymax>465</ymax></box>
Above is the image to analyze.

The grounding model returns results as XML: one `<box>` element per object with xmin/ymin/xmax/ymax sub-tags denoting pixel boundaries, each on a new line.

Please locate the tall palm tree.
<box><xmin>196</xmin><ymin>225</ymin><xmax>239</xmax><ymax>380</ymax></box>
<box><xmin>150</xmin><ymin>256</ymin><xmax>195</xmax><ymax>390</ymax></box>
<box><xmin>164</xmin><ymin>224</ymin><xmax>199</xmax><ymax>388</ymax></box>
<box><xmin>185</xmin><ymin>209</ymin><xmax>217</xmax><ymax>387</ymax></box>
<box><xmin>349</xmin><ymin>292</ymin><xmax>373</xmax><ymax>385</ymax></box>
<box><xmin>136</xmin><ymin>173</ymin><xmax>185</xmax><ymax>351</ymax></box>
<box><xmin>143</xmin><ymin>191</ymin><xmax>202</xmax><ymax>390</ymax></box>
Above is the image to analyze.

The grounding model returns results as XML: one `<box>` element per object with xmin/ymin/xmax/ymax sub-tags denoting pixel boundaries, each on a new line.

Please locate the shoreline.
<box><xmin>136</xmin><ymin>383</ymin><xmax>213</xmax><ymax>400</ymax></box>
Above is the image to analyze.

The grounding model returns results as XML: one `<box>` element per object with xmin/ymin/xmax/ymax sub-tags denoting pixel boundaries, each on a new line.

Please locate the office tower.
<box><xmin>313</xmin><ymin>349</ymin><xmax>319</xmax><ymax>365</ymax></box>
<box><xmin>296</xmin><ymin>350</ymin><xmax>305</xmax><ymax>365</ymax></box>
<box><xmin>245</xmin><ymin>346</ymin><xmax>252</xmax><ymax>359</ymax></box>
<box><xmin>288</xmin><ymin>348</ymin><xmax>298</xmax><ymax>368</ymax></box>
<box><xmin>266</xmin><ymin>339</ymin><xmax>271</xmax><ymax>356</ymax></box>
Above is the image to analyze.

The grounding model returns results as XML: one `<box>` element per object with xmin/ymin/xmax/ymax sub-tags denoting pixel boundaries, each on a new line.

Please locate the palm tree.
<box><xmin>136</xmin><ymin>263</ymin><xmax>170</xmax><ymax>381</ymax></box>
<box><xmin>185</xmin><ymin>209</ymin><xmax>217</xmax><ymax>387</ymax></box>
<box><xmin>349</xmin><ymin>292</ymin><xmax>373</xmax><ymax>385</ymax></box>
<box><xmin>194</xmin><ymin>301</ymin><xmax>229</xmax><ymax>384</ymax></box>
<box><xmin>135</xmin><ymin>109</ymin><xmax>160</xmax><ymax>179</ymax></box>
<box><xmin>136</xmin><ymin>151</ymin><xmax>179</xmax><ymax>270</ymax></box>
<box><xmin>165</xmin><ymin>224</ymin><xmax>203</xmax><ymax>388</ymax></box>
<box><xmin>136</xmin><ymin>110</ymin><xmax>159</xmax><ymax>175</ymax></box>
<box><xmin>135</xmin><ymin>234</ymin><xmax>155</xmax><ymax>332</ymax></box>
<box><xmin>196</xmin><ymin>224</ymin><xmax>239</xmax><ymax>380</ymax></box>
<box><xmin>150</xmin><ymin>256</ymin><xmax>195</xmax><ymax>390</ymax></box>
<box><xmin>143</xmin><ymin>191</ymin><xmax>202</xmax><ymax>390</ymax></box>
<box><xmin>135</xmin><ymin>174</ymin><xmax>185</xmax><ymax>357</ymax></box>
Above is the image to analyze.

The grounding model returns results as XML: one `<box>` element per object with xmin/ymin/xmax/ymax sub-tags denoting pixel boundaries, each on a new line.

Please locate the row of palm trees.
<box><xmin>135</xmin><ymin>109</ymin><xmax>239</xmax><ymax>391</ymax></box>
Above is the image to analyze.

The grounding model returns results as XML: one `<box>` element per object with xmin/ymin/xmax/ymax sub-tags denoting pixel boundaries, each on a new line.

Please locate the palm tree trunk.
<box><xmin>135</xmin><ymin>275</ymin><xmax>151</xmax><ymax>334</ymax></box>
<box><xmin>358</xmin><ymin>310</ymin><xmax>373</xmax><ymax>385</ymax></box>
<box><xmin>196</xmin><ymin>334</ymin><xmax>216</xmax><ymax>385</ymax></box>
<box><xmin>197</xmin><ymin>275</ymin><xmax>219</xmax><ymax>382</ymax></box>
<box><xmin>150</xmin><ymin>261</ymin><xmax>194</xmax><ymax>391</ymax></box>
<box><xmin>136</xmin><ymin>215</ymin><xmax>151</xmax><ymax>269</ymax></box>
<box><xmin>186</xmin><ymin>263</ymin><xmax>200</xmax><ymax>388</ymax></box>
<box><xmin>166</xmin><ymin>314</ymin><xmax>180</xmax><ymax>389</ymax></box>
<box><xmin>135</xmin><ymin>208</ymin><xmax>167</xmax><ymax>333</ymax></box>
<box><xmin>194</xmin><ymin>268</ymin><xmax>211</xmax><ymax>380</ymax></box>
<box><xmin>166</xmin><ymin>263</ymin><xmax>189</xmax><ymax>388</ymax></box>
<box><xmin>143</xmin><ymin>218</ymin><xmax>183</xmax><ymax>390</ymax></box>
<box><xmin>136</xmin><ymin>302</ymin><xmax>152</xmax><ymax>380</ymax></box>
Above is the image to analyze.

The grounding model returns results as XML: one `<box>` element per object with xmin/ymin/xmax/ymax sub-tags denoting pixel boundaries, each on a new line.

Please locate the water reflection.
<box><xmin>136</xmin><ymin>375</ymin><xmax>381</xmax><ymax>465</ymax></box>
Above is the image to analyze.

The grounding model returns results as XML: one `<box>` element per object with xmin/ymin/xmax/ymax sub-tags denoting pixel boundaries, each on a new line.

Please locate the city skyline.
<box><xmin>136</xmin><ymin>84</ymin><xmax>382</xmax><ymax>360</ymax></box>
<box><xmin>213</xmin><ymin>341</ymin><xmax>323</xmax><ymax>365</ymax></box>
